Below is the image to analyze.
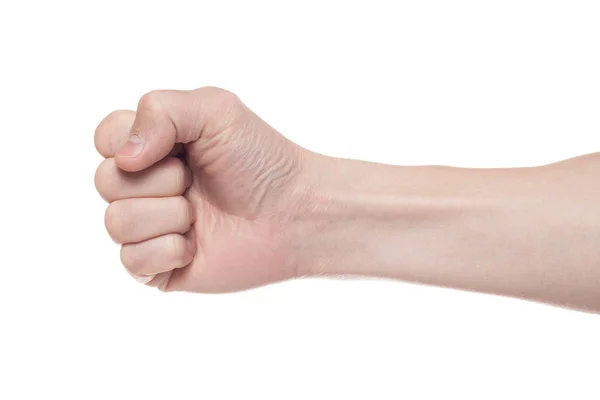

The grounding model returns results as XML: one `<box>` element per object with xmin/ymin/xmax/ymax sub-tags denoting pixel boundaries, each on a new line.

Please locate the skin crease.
<box><xmin>95</xmin><ymin>87</ymin><xmax>600</xmax><ymax>313</ymax></box>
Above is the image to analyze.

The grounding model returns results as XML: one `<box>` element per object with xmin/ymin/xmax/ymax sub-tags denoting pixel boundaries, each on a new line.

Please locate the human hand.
<box><xmin>95</xmin><ymin>88</ymin><xmax>319</xmax><ymax>292</ymax></box>
<box><xmin>95</xmin><ymin>87</ymin><xmax>600</xmax><ymax>311</ymax></box>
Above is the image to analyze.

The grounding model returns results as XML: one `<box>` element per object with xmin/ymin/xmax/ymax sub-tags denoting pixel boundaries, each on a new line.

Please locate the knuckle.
<box><xmin>120</xmin><ymin>245</ymin><xmax>140</xmax><ymax>272</ymax></box>
<box><xmin>215</xmin><ymin>87</ymin><xmax>240</xmax><ymax>105</ymax></box>
<box><xmin>94</xmin><ymin>159</ymin><xmax>117</xmax><ymax>200</ymax></box>
<box><xmin>104</xmin><ymin>204</ymin><xmax>118</xmax><ymax>240</ymax></box>
<box><xmin>94</xmin><ymin>110</ymin><xmax>130</xmax><ymax>156</ymax></box>
<box><xmin>200</xmin><ymin>86</ymin><xmax>241</xmax><ymax>108</ymax></box>
<box><xmin>137</xmin><ymin>90</ymin><xmax>165</xmax><ymax>114</ymax></box>
<box><xmin>190</xmin><ymin>87</ymin><xmax>245</xmax><ymax>135</ymax></box>
<box><xmin>103</xmin><ymin>109</ymin><xmax>130</xmax><ymax>126</ymax></box>
<box><xmin>104</xmin><ymin>202</ymin><xmax>128</xmax><ymax>242</ymax></box>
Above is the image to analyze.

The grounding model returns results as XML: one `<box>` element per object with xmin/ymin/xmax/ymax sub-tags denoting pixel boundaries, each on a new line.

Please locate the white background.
<box><xmin>1</xmin><ymin>1</ymin><xmax>600</xmax><ymax>399</ymax></box>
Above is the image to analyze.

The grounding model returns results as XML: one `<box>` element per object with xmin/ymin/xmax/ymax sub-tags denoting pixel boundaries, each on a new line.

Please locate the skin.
<box><xmin>95</xmin><ymin>87</ymin><xmax>600</xmax><ymax>312</ymax></box>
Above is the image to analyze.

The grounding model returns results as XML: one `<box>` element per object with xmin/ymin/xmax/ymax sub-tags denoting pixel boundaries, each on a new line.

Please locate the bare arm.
<box><xmin>94</xmin><ymin>87</ymin><xmax>600</xmax><ymax>312</ymax></box>
<box><xmin>297</xmin><ymin>153</ymin><xmax>600</xmax><ymax>312</ymax></box>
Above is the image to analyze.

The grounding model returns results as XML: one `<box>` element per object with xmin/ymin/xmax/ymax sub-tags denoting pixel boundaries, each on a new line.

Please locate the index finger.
<box><xmin>94</xmin><ymin>110</ymin><xmax>136</xmax><ymax>158</ymax></box>
<box><xmin>94</xmin><ymin>109</ymin><xmax>184</xmax><ymax>159</ymax></box>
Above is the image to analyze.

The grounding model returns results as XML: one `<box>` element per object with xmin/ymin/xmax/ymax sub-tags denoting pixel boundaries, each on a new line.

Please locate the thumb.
<box><xmin>115</xmin><ymin>87</ymin><xmax>240</xmax><ymax>172</ymax></box>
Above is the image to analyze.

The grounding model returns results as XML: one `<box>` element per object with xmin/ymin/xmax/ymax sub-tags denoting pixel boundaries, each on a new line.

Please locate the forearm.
<box><xmin>298</xmin><ymin>153</ymin><xmax>600</xmax><ymax>312</ymax></box>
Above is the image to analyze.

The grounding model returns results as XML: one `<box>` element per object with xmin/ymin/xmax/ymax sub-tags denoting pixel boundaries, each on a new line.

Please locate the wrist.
<box><xmin>292</xmin><ymin>155</ymin><xmax>467</xmax><ymax>277</ymax></box>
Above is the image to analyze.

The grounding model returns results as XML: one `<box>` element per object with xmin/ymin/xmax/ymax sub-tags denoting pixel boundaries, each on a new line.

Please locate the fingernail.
<box><xmin>117</xmin><ymin>134</ymin><xmax>144</xmax><ymax>158</ymax></box>
<box><xmin>128</xmin><ymin>271</ymin><xmax>156</xmax><ymax>284</ymax></box>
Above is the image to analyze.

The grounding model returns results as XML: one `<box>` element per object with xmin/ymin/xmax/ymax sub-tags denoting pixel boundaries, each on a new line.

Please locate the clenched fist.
<box><xmin>95</xmin><ymin>88</ymin><xmax>318</xmax><ymax>292</ymax></box>
<box><xmin>95</xmin><ymin>86</ymin><xmax>600</xmax><ymax>312</ymax></box>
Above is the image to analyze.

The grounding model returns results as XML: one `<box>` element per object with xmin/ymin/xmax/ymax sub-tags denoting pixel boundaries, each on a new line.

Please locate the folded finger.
<box><xmin>120</xmin><ymin>233</ymin><xmax>195</xmax><ymax>278</ymax></box>
<box><xmin>105</xmin><ymin>196</ymin><xmax>194</xmax><ymax>244</ymax></box>
<box><xmin>95</xmin><ymin>110</ymin><xmax>135</xmax><ymax>158</ymax></box>
<box><xmin>95</xmin><ymin>109</ymin><xmax>185</xmax><ymax>159</ymax></box>
<box><xmin>95</xmin><ymin>157</ymin><xmax>192</xmax><ymax>202</ymax></box>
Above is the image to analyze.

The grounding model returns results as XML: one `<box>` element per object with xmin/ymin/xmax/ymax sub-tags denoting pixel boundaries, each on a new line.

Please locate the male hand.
<box><xmin>96</xmin><ymin>87</ymin><xmax>600</xmax><ymax>312</ymax></box>
<box><xmin>95</xmin><ymin>88</ymin><xmax>318</xmax><ymax>292</ymax></box>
